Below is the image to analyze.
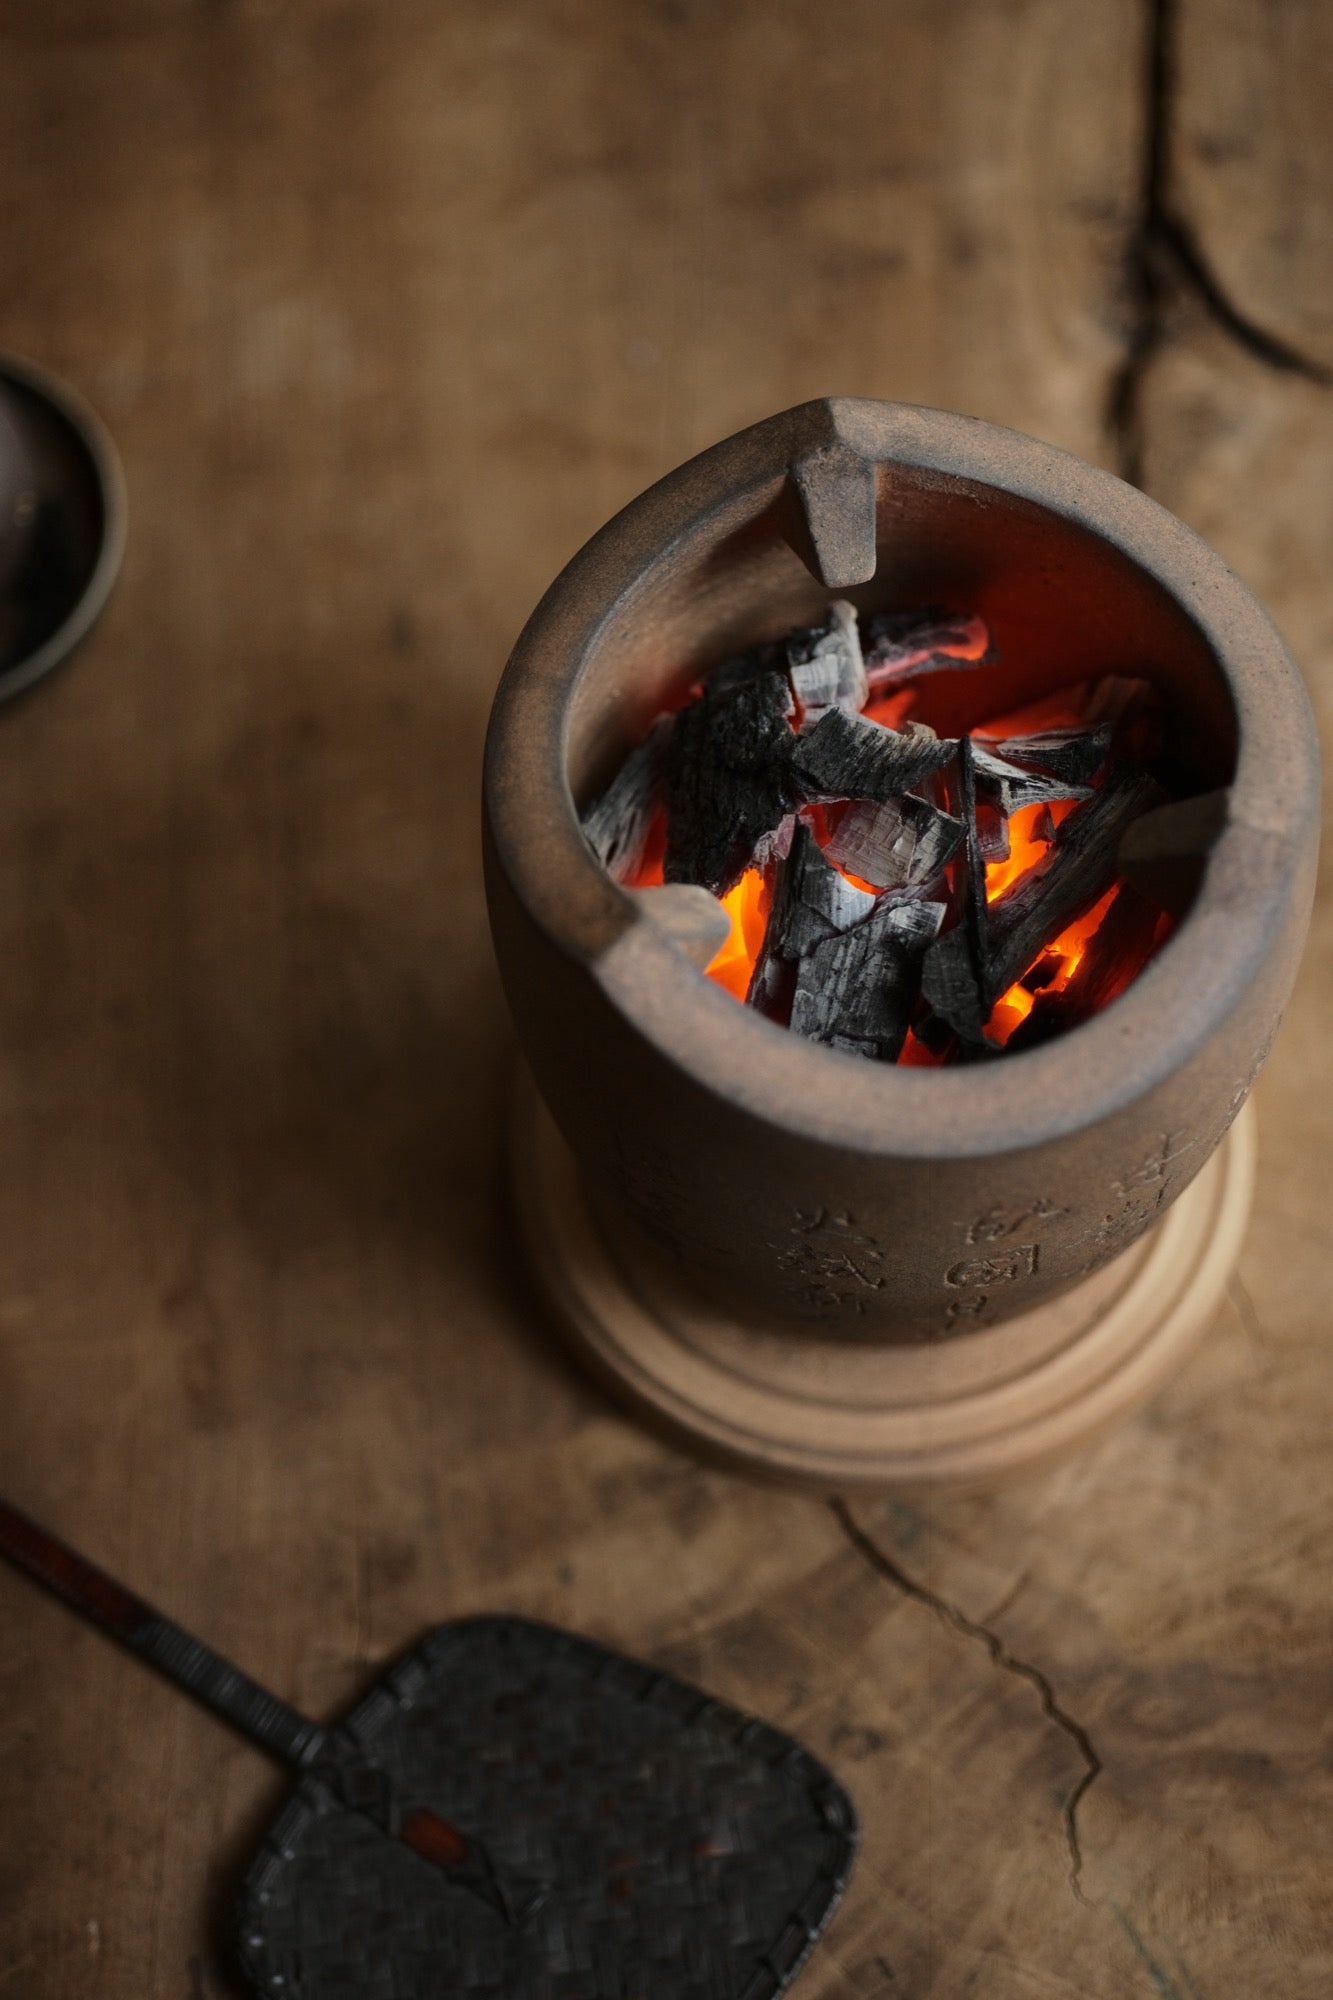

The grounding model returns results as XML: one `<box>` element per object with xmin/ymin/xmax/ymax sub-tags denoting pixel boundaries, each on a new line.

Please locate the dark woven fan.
<box><xmin>0</xmin><ymin>1500</ymin><xmax>856</xmax><ymax>2000</ymax></box>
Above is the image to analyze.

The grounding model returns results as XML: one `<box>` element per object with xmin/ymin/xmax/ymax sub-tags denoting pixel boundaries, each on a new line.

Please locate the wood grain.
<box><xmin>0</xmin><ymin>2</ymin><xmax>1328</xmax><ymax>1997</ymax></box>
<box><xmin>1172</xmin><ymin>0</ymin><xmax>1333</xmax><ymax>368</ymax></box>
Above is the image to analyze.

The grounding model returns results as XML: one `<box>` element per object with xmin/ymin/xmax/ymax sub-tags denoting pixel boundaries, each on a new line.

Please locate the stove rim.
<box><xmin>485</xmin><ymin>397</ymin><xmax>1318</xmax><ymax>1159</ymax></box>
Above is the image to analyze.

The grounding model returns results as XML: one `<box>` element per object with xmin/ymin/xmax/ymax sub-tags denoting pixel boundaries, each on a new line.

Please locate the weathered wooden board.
<box><xmin>1173</xmin><ymin>0</ymin><xmax>1333</xmax><ymax>369</ymax></box>
<box><xmin>0</xmin><ymin>2</ymin><xmax>1329</xmax><ymax>1997</ymax></box>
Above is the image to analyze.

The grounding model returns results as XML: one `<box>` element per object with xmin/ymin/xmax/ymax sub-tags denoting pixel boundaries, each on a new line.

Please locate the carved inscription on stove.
<box><xmin>1065</xmin><ymin>1129</ymin><xmax>1196</xmax><ymax>1276</ymax></box>
<box><xmin>774</xmin><ymin>1207</ymin><xmax>889</xmax><ymax>1315</ymax></box>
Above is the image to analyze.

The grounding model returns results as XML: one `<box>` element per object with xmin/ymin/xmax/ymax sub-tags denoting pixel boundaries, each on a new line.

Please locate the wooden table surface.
<box><xmin>1</xmin><ymin>4</ymin><xmax>1328</xmax><ymax>1995</ymax></box>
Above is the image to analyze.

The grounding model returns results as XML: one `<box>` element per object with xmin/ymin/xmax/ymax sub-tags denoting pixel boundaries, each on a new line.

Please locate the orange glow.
<box><xmin>898</xmin><ymin>1028</ymin><xmax>943</xmax><ymax>1067</ymax></box>
<box><xmin>983</xmin><ymin>799</ymin><xmax>1076</xmax><ymax>902</ymax></box>
<box><xmin>974</xmin><ymin>683</ymin><xmax>1090</xmax><ymax>739</ymax></box>
<box><xmin>985</xmin><ymin>885</ymin><xmax>1119</xmax><ymax>1047</ymax></box>
<box><xmin>705</xmin><ymin>867</ymin><xmax>771</xmax><ymax>999</ymax></box>
<box><xmin>862</xmin><ymin>688</ymin><xmax>916</xmax><ymax>730</ymax></box>
<box><xmin>986</xmin><ymin>983</ymin><xmax>1036</xmax><ymax>1044</ymax></box>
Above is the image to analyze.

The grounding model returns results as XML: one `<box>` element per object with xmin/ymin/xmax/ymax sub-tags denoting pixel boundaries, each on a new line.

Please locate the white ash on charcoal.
<box><xmin>785</xmin><ymin>600</ymin><xmax>867</xmax><ymax>716</ymax></box>
<box><xmin>747</xmin><ymin>821</ymin><xmax>876</xmax><ymax>1017</ymax></box>
<box><xmin>1007</xmin><ymin>885</ymin><xmax>1163</xmax><ymax>1050</ymax></box>
<box><xmin>975</xmin><ymin>796</ymin><xmax>1011</xmax><ymax>864</ymax></box>
<box><xmin>822</xmin><ymin>793</ymin><xmax>963</xmax><ymax>894</ymax></box>
<box><xmin>663</xmin><ymin>650</ymin><xmax>796</xmax><ymax>895</ymax></box>
<box><xmin>863</xmin><ymin>607</ymin><xmax>991</xmax><ymax>691</ymax></box>
<box><xmin>790</xmin><ymin>706</ymin><xmax>956</xmax><ymax>803</ymax></box>
<box><xmin>580</xmin><ymin>715</ymin><xmax>671</xmax><ymax>882</ymax></box>
<box><xmin>969</xmin><ymin>736</ymin><xmax>1097</xmax><ymax>817</ymax></box>
<box><xmin>790</xmin><ymin>894</ymin><xmax>947</xmax><ymax>1063</ymax></box>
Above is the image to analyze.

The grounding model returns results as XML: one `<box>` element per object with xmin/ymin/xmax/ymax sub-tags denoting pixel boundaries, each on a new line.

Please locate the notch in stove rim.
<box><xmin>485</xmin><ymin>398</ymin><xmax>1317</xmax><ymax>1166</ymax></box>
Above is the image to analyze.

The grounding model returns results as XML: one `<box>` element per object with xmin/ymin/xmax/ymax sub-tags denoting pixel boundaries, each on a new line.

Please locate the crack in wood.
<box><xmin>1108</xmin><ymin>0</ymin><xmax>1331</xmax><ymax>485</ymax></box>
<box><xmin>830</xmin><ymin>1498</ymin><xmax>1102</xmax><ymax>1905</ymax></box>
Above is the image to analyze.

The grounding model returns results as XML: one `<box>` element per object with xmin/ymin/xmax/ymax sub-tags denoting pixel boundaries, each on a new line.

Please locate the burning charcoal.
<box><xmin>989</xmin><ymin>724</ymin><xmax>1112</xmax><ymax>791</ymax></box>
<box><xmin>1118</xmin><ymin>787</ymin><xmax>1229</xmax><ymax>917</ymax></box>
<box><xmin>581</xmin><ymin>715</ymin><xmax>670</xmax><ymax>882</ymax></box>
<box><xmin>752</xmin><ymin>811</ymin><xmax>797</xmax><ymax>874</ymax></box>
<box><xmin>1082</xmin><ymin>675</ymin><xmax>1151</xmax><ymax>729</ymax></box>
<box><xmin>970</xmin><ymin>738</ymin><xmax>1094</xmax><ymax>816</ymax></box>
<box><xmin>863</xmin><ymin>607</ymin><xmax>991</xmax><ymax>691</ymax></box>
<box><xmin>790</xmin><ymin>894</ymin><xmax>946</xmax><ymax>1063</ymax></box>
<box><xmin>790</xmin><ymin>707</ymin><xmax>956</xmax><ymax>804</ymax></box>
<box><xmin>664</xmin><ymin>653</ymin><xmax>796</xmax><ymax>895</ymax></box>
<box><xmin>1030</xmin><ymin>803</ymin><xmax>1057</xmax><ymax>845</ymax></box>
<box><xmin>786</xmin><ymin>600</ymin><xmax>867</xmax><ymax>716</ymax></box>
<box><xmin>986</xmin><ymin>769</ymin><xmax>1166</xmax><ymax>1004</ymax></box>
<box><xmin>747</xmin><ymin>820</ymin><xmax>875</xmax><ymax>1016</ymax></box>
<box><xmin>919</xmin><ymin>927</ymin><xmax>988</xmax><ymax>1046</ymax></box>
<box><xmin>823</xmin><ymin>794</ymin><xmax>963</xmax><ymax>894</ymax></box>
<box><xmin>1007</xmin><ymin>886</ymin><xmax>1164</xmax><ymax>1050</ymax></box>
<box><xmin>975</xmin><ymin>797</ymin><xmax>1010</xmax><ymax>864</ymax></box>
<box><xmin>920</xmin><ymin>735</ymin><xmax>991</xmax><ymax>1047</ymax></box>
<box><xmin>1020</xmin><ymin>949</ymin><xmax>1064</xmax><ymax>993</ymax></box>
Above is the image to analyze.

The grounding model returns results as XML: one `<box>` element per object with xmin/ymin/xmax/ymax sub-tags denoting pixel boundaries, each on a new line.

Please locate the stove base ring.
<box><xmin>512</xmin><ymin>1070</ymin><xmax>1257</xmax><ymax>1487</ymax></box>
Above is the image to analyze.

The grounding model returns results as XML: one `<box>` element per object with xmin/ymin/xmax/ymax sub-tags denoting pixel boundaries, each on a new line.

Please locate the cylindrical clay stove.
<box><xmin>483</xmin><ymin>400</ymin><xmax>1318</xmax><ymax>1484</ymax></box>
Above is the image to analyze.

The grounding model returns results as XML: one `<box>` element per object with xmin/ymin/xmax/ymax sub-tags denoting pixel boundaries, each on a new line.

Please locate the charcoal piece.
<box><xmin>919</xmin><ymin>924</ymin><xmax>988</xmax><ymax>1046</ymax></box>
<box><xmin>986</xmin><ymin>769</ymin><xmax>1166</xmax><ymax>1004</ymax></box>
<box><xmin>920</xmin><ymin>736</ymin><xmax>989</xmax><ymax>1045</ymax></box>
<box><xmin>790</xmin><ymin>895</ymin><xmax>946</xmax><ymax>1062</ymax></box>
<box><xmin>970</xmin><ymin>738</ymin><xmax>1094</xmax><ymax>816</ymax></box>
<box><xmin>1020</xmin><ymin>949</ymin><xmax>1064</xmax><ymax>993</ymax></box>
<box><xmin>790</xmin><ymin>707</ymin><xmax>956</xmax><ymax>804</ymax></box>
<box><xmin>747</xmin><ymin>821</ymin><xmax>875</xmax><ymax>1015</ymax></box>
<box><xmin>581</xmin><ymin>716</ymin><xmax>670</xmax><ymax>882</ymax></box>
<box><xmin>663</xmin><ymin>655</ymin><xmax>796</xmax><ymax>895</ymax></box>
<box><xmin>1007</xmin><ymin>886</ymin><xmax>1163</xmax><ymax>1050</ymax></box>
<box><xmin>996</xmin><ymin>724</ymin><xmax>1112</xmax><ymax>790</ymax></box>
<box><xmin>975</xmin><ymin>797</ymin><xmax>1010</xmax><ymax>864</ymax></box>
<box><xmin>862</xmin><ymin>607</ymin><xmax>991</xmax><ymax>690</ymax></box>
<box><xmin>822</xmin><ymin>794</ymin><xmax>963</xmax><ymax>893</ymax></box>
<box><xmin>786</xmin><ymin>600</ymin><xmax>867</xmax><ymax>716</ymax></box>
<box><xmin>1117</xmin><ymin>787</ymin><xmax>1229</xmax><ymax>916</ymax></box>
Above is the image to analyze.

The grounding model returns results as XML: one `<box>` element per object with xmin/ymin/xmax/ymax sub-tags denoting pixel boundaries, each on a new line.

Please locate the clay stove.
<box><xmin>483</xmin><ymin>400</ymin><xmax>1318</xmax><ymax>1484</ymax></box>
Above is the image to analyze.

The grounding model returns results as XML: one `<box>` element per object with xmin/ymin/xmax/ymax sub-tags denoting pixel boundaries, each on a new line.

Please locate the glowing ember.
<box><xmin>983</xmin><ymin>799</ymin><xmax>1070</xmax><ymax>902</ymax></box>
